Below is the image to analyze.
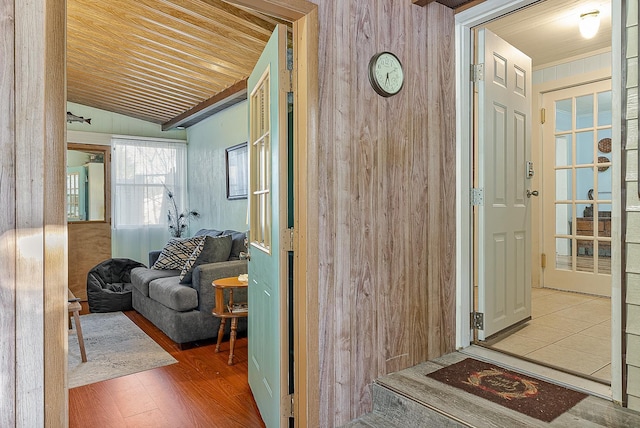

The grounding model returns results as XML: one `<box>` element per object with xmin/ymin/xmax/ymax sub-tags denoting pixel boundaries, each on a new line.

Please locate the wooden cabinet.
<box><xmin>576</xmin><ymin>217</ymin><xmax>611</xmax><ymax>256</ymax></box>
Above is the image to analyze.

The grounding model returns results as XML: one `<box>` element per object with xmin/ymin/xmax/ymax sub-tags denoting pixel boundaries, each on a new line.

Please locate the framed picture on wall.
<box><xmin>225</xmin><ymin>142</ymin><xmax>248</xmax><ymax>200</ymax></box>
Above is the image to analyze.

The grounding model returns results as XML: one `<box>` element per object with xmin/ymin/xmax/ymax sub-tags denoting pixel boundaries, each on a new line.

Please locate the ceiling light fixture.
<box><xmin>579</xmin><ymin>10</ymin><xmax>600</xmax><ymax>39</ymax></box>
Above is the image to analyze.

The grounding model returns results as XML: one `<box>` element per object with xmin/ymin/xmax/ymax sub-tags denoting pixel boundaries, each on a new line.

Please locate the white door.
<box><xmin>476</xmin><ymin>29</ymin><xmax>533</xmax><ymax>340</ymax></box>
<box><xmin>247</xmin><ymin>24</ymin><xmax>289</xmax><ymax>428</ymax></box>
<box><xmin>542</xmin><ymin>80</ymin><xmax>612</xmax><ymax>297</ymax></box>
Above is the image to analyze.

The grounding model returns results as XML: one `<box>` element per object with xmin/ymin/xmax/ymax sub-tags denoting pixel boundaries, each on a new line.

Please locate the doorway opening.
<box><xmin>457</xmin><ymin>0</ymin><xmax>620</xmax><ymax>400</ymax></box>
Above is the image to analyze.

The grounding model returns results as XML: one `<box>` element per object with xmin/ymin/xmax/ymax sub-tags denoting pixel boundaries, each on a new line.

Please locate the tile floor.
<box><xmin>488</xmin><ymin>287</ymin><xmax>611</xmax><ymax>382</ymax></box>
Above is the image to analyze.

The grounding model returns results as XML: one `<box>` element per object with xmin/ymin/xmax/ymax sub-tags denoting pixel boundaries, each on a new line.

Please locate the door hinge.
<box><xmin>470</xmin><ymin>188</ymin><xmax>484</xmax><ymax>206</ymax></box>
<box><xmin>540</xmin><ymin>108</ymin><xmax>546</xmax><ymax>124</ymax></box>
<box><xmin>541</xmin><ymin>253</ymin><xmax>547</xmax><ymax>268</ymax></box>
<box><xmin>283</xmin><ymin>393</ymin><xmax>294</xmax><ymax>418</ymax></box>
<box><xmin>281</xmin><ymin>228</ymin><xmax>295</xmax><ymax>251</ymax></box>
<box><xmin>471</xmin><ymin>63</ymin><xmax>484</xmax><ymax>83</ymax></box>
<box><xmin>471</xmin><ymin>312</ymin><xmax>484</xmax><ymax>330</ymax></box>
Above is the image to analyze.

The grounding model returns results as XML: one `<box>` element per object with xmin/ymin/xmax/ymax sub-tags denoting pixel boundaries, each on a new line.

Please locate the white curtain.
<box><xmin>111</xmin><ymin>137</ymin><xmax>188</xmax><ymax>264</ymax></box>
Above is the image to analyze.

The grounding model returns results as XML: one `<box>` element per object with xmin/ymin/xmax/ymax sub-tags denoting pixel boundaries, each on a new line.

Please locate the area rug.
<box><xmin>426</xmin><ymin>358</ymin><xmax>587</xmax><ymax>422</ymax></box>
<box><xmin>68</xmin><ymin>312</ymin><xmax>177</xmax><ymax>388</ymax></box>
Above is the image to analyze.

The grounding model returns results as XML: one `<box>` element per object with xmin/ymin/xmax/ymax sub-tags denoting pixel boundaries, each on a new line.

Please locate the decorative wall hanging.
<box><xmin>598</xmin><ymin>137</ymin><xmax>611</xmax><ymax>153</ymax></box>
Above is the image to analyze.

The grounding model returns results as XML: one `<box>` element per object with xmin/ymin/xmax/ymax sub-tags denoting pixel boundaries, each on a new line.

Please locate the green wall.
<box><xmin>66</xmin><ymin>102</ymin><xmax>187</xmax><ymax>140</ymax></box>
<box><xmin>187</xmin><ymin>100</ymin><xmax>248</xmax><ymax>233</ymax></box>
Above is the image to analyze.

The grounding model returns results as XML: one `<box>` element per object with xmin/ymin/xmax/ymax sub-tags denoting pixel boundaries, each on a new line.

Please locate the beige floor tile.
<box><xmin>541</xmin><ymin>291</ymin><xmax>597</xmax><ymax>307</ymax></box>
<box><xmin>554</xmin><ymin>333</ymin><xmax>611</xmax><ymax>360</ymax></box>
<box><xmin>554</xmin><ymin>303</ymin><xmax>610</xmax><ymax>324</ymax></box>
<box><xmin>526</xmin><ymin>344</ymin><xmax>610</xmax><ymax>375</ymax></box>
<box><xmin>490</xmin><ymin>334</ymin><xmax>548</xmax><ymax>355</ymax></box>
<box><xmin>592</xmin><ymin>364</ymin><xmax>612</xmax><ymax>382</ymax></box>
<box><xmin>512</xmin><ymin>323</ymin><xmax>572</xmax><ymax>343</ymax></box>
<box><xmin>530</xmin><ymin>313</ymin><xmax>597</xmax><ymax>333</ymax></box>
<box><xmin>531</xmin><ymin>298</ymin><xmax>574</xmax><ymax>318</ymax></box>
<box><xmin>531</xmin><ymin>287</ymin><xmax>559</xmax><ymax>298</ymax></box>
<box><xmin>581</xmin><ymin>320</ymin><xmax>611</xmax><ymax>339</ymax></box>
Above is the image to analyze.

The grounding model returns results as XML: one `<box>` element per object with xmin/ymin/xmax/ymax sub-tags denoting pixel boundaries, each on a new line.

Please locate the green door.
<box><xmin>247</xmin><ymin>24</ymin><xmax>288</xmax><ymax>428</ymax></box>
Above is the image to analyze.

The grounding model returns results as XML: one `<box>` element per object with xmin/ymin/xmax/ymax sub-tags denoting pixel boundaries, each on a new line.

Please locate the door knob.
<box><xmin>527</xmin><ymin>190</ymin><xmax>539</xmax><ymax>198</ymax></box>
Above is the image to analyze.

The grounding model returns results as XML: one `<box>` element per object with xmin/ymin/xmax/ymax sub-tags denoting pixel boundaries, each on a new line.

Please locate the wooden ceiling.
<box><xmin>67</xmin><ymin>0</ymin><xmax>477</xmax><ymax>129</ymax></box>
<box><xmin>67</xmin><ymin>0</ymin><xmax>279</xmax><ymax>127</ymax></box>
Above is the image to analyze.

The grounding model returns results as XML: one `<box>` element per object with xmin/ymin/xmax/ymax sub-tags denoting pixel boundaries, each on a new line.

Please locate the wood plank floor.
<box><xmin>69</xmin><ymin>310</ymin><xmax>266</xmax><ymax>428</ymax></box>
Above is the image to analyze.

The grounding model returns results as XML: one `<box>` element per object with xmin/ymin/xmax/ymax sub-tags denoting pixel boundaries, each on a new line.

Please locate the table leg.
<box><xmin>228</xmin><ymin>317</ymin><xmax>239</xmax><ymax>365</ymax></box>
<box><xmin>215</xmin><ymin>318</ymin><xmax>226</xmax><ymax>353</ymax></box>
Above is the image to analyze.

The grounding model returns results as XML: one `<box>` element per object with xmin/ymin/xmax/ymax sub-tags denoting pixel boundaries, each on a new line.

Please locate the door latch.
<box><xmin>526</xmin><ymin>190</ymin><xmax>539</xmax><ymax>198</ymax></box>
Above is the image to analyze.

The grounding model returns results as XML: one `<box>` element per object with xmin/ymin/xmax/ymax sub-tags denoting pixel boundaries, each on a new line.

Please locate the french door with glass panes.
<box><xmin>542</xmin><ymin>79</ymin><xmax>612</xmax><ymax>297</ymax></box>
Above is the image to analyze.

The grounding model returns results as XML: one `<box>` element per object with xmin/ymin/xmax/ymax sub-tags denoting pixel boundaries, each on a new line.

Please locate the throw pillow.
<box><xmin>152</xmin><ymin>236</ymin><xmax>204</xmax><ymax>270</ymax></box>
<box><xmin>179</xmin><ymin>234</ymin><xmax>233</xmax><ymax>284</ymax></box>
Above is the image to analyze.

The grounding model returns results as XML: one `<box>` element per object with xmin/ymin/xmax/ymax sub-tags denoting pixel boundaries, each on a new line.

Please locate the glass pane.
<box><xmin>555</xmin><ymin>99</ymin><xmax>572</xmax><ymax>132</ymax></box>
<box><xmin>597</xmin><ymin>242</ymin><xmax>612</xmax><ymax>274</ymax></box>
<box><xmin>555</xmin><ymin>204</ymin><xmax>572</xmax><ymax>235</ymax></box>
<box><xmin>555</xmin><ymin>135</ymin><xmax>572</xmax><ymax>166</ymax></box>
<box><xmin>576</xmin><ymin>167</ymin><xmax>594</xmax><ymax>200</ymax></box>
<box><xmin>555</xmin><ymin>170</ymin><xmax>572</xmax><ymax>200</ymax></box>
<box><xmin>596</xmin><ymin>214</ymin><xmax>611</xmax><ymax>238</ymax></box>
<box><xmin>555</xmin><ymin>238</ymin><xmax>572</xmax><ymax>270</ymax></box>
<box><xmin>598</xmin><ymin>91</ymin><xmax>612</xmax><ymax>126</ymax></box>
<box><xmin>598</xmin><ymin>160</ymin><xmax>612</xmax><ymax>197</ymax></box>
<box><xmin>576</xmin><ymin>131</ymin><xmax>594</xmax><ymax>165</ymax></box>
<box><xmin>576</xmin><ymin>217</ymin><xmax>594</xmax><ymax>237</ymax></box>
<box><xmin>576</xmin><ymin>94</ymin><xmax>594</xmax><ymax>129</ymax></box>
<box><xmin>576</xmin><ymin>242</ymin><xmax>594</xmax><ymax>272</ymax></box>
<box><xmin>578</xmin><ymin>202</ymin><xmax>592</xmax><ymax>218</ymax></box>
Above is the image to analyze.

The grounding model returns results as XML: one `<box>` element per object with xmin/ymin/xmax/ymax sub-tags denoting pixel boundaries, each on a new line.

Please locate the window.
<box><xmin>111</xmin><ymin>137</ymin><xmax>187</xmax><ymax>262</ymax></box>
<box><xmin>250</xmin><ymin>70</ymin><xmax>271</xmax><ymax>251</ymax></box>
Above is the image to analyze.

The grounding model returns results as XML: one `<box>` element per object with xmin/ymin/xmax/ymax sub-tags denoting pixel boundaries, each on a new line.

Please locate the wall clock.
<box><xmin>368</xmin><ymin>52</ymin><xmax>404</xmax><ymax>97</ymax></box>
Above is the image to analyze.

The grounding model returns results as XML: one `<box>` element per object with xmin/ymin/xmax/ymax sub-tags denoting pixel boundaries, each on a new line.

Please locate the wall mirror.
<box><xmin>67</xmin><ymin>144</ymin><xmax>109</xmax><ymax>222</ymax></box>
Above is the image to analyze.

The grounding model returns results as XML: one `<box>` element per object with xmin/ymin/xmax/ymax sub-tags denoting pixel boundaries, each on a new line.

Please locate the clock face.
<box><xmin>368</xmin><ymin>52</ymin><xmax>404</xmax><ymax>97</ymax></box>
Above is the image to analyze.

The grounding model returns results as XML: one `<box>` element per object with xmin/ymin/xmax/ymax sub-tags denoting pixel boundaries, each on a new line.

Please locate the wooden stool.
<box><xmin>211</xmin><ymin>277</ymin><xmax>248</xmax><ymax>365</ymax></box>
<box><xmin>68</xmin><ymin>289</ymin><xmax>87</xmax><ymax>362</ymax></box>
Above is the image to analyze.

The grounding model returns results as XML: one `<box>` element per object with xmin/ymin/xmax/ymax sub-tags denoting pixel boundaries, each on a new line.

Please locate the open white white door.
<box><xmin>476</xmin><ymin>29</ymin><xmax>533</xmax><ymax>340</ymax></box>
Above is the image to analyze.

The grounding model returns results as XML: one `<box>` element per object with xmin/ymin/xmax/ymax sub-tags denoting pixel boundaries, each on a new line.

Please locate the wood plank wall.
<box><xmin>316</xmin><ymin>1</ymin><xmax>456</xmax><ymax>425</ymax></box>
<box><xmin>0</xmin><ymin>0</ymin><xmax>67</xmax><ymax>426</ymax></box>
<box><xmin>624</xmin><ymin>0</ymin><xmax>640</xmax><ymax>411</ymax></box>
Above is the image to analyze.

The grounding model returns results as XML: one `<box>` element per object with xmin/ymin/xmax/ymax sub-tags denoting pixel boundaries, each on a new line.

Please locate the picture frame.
<box><xmin>225</xmin><ymin>142</ymin><xmax>248</xmax><ymax>200</ymax></box>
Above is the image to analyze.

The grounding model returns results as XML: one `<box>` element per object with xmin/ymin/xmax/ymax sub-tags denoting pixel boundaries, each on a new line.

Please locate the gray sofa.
<box><xmin>130</xmin><ymin>229</ymin><xmax>248</xmax><ymax>348</ymax></box>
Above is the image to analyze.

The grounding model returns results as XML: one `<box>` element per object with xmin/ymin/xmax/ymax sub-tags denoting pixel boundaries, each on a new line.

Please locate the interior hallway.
<box><xmin>487</xmin><ymin>288</ymin><xmax>611</xmax><ymax>382</ymax></box>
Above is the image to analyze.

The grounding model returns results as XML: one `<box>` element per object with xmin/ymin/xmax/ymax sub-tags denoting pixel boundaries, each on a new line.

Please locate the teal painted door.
<box><xmin>247</xmin><ymin>24</ymin><xmax>288</xmax><ymax>428</ymax></box>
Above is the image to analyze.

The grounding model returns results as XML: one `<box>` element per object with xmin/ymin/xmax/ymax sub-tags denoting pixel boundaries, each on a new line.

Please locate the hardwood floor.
<box><xmin>69</xmin><ymin>310</ymin><xmax>265</xmax><ymax>428</ymax></box>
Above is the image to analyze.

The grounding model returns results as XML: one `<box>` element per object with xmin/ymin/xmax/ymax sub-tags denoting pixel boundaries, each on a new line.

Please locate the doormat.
<box><xmin>426</xmin><ymin>358</ymin><xmax>587</xmax><ymax>422</ymax></box>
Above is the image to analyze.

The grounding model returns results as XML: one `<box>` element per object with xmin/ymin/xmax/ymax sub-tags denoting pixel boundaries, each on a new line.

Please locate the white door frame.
<box><xmin>454</xmin><ymin>0</ymin><xmax>623</xmax><ymax>403</ymax></box>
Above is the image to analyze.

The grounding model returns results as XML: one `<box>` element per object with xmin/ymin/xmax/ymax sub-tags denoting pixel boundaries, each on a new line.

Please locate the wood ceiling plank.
<box><xmin>65</xmin><ymin>0</ymin><xmax>287</xmax><ymax>124</ymax></box>
<box><xmin>68</xmin><ymin>2</ymin><xmax>262</xmax><ymax>73</ymax></box>
<box><xmin>125</xmin><ymin>0</ymin><xmax>270</xmax><ymax>54</ymax></box>
<box><xmin>162</xmin><ymin>0</ymin><xmax>276</xmax><ymax>42</ymax></box>
<box><xmin>66</xmin><ymin>38</ymin><xmax>231</xmax><ymax>96</ymax></box>
<box><xmin>69</xmin><ymin>87</ymin><xmax>186</xmax><ymax>122</ymax></box>
<box><xmin>222</xmin><ymin>0</ymin><xmax>315</xmax><ymax>21</ymax></box>
<box><xmin>67</xmin><ymin>68</ymin><xmax>197</xmax><ymax>106</ymax></box>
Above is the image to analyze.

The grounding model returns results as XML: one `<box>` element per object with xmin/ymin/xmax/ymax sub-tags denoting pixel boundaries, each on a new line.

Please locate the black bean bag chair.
<box><xmin>87</xmin><ymin>258</ymin><xmax>145</xmax><ymax>313</ymax></box>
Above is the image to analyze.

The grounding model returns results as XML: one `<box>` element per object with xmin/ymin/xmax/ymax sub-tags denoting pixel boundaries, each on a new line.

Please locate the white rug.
<box><xmin>68</xmin><ymin>312</ymin><xmax>177</xmax><ymax>388</ymax></box>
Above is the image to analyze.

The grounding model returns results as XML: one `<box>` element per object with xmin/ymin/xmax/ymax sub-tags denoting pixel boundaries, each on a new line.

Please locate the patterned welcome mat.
<box><xmin>426</xmin><ymin>358</ymin><xmax>587</xmax><ymax>422</ymax></box>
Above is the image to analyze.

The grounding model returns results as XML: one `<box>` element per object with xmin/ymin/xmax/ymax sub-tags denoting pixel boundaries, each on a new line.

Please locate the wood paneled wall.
<box><xmin>316</xmin><ymin>1</ymin><xmax>456</xmax><ymax>425</ymax></box>
<box><xmin>1</xmin><ymin>0</ymin><xmax>67</xmax><ymax>425</ymax></box>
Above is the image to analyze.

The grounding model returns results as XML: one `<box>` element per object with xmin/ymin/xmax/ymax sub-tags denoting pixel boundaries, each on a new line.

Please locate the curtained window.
<box><xmin>111</xmin><ymin>137</ymin><xmax>188</xmax><ymax>264</ymax></box>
